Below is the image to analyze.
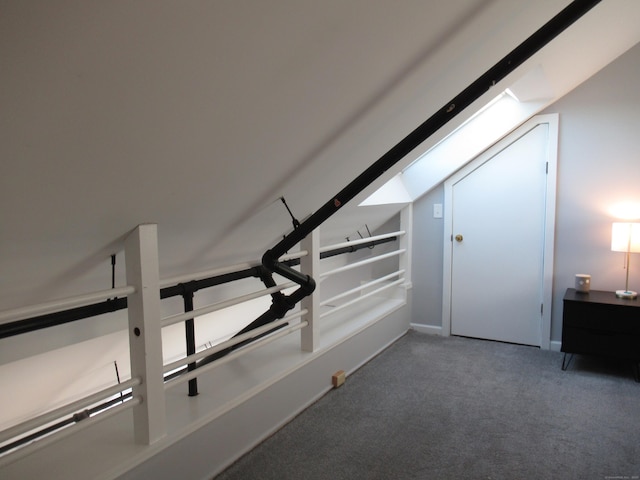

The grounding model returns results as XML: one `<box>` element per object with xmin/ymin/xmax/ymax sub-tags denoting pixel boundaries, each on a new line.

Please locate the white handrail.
<box><xmin>165</xmin><ymin>320</ymin><xmax>308</xmax><ymax>390</ymax></box>
<box><xmin>161</xmin><ymin>282</ymin><xmax>296</xmax><ymax>328</ymax></box>
<box><xmin>0</xmin><ymin>286</ymin><xmax>136</xmax><ymax>325</ymax></box>
<box><xmin>280</xmin><ymin>250</ymin><xmax>308</xmax><ymax>262</ymax></box>
<box><xmin>160</xmin><ymin>261</ymin><xmax>259</xmax><ymax>288</ymax></box>
<box><xmin>0</xmin><ymin>396</ymin><xmax>141</xmax><ymax>467</ymax></box>
<box><xmin>319</xmin><ymin>278</ymin><xmax>405</xmax><ymax>319</ymax></box>
<box><xmin>319</xmin><ymin>230</ymin><xmax>405</xmax><ymax>253</ymax></box>
<box><xmin>321</xmin><ymin>270</ymin><xmax>404</xmax><ymax>307</ymax></box>
<box><xmin>320</xmin><ymin>249</ymin><xmax>406</xmax><ymax>278</ymax></box>
<box><xmin>0</xmin><ymin>230</ymin><xmax>399</xmax><ymax>326</ymax></box>
<box><xmin>159</xmin><ymin>251</ymin><xmax>306</xmax><ymax>288</ymax></box>
<box><xmin>163</xmin><ymin>309</ymin><xmax>307</xmax><ymax>374</ymax></box>
<box><xmin>0</xmin><ymin>376</ymin><xmax>141</xmax><ymax>445</ymax></box>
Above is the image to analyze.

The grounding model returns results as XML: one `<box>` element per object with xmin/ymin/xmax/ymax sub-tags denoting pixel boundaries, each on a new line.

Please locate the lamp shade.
<box><xmin>611</xmin><ymin>222</ymin><xmax>640</xmax><ymax>253</ymax></box>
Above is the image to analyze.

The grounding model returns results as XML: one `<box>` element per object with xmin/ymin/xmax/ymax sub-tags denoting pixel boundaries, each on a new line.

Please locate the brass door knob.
<box><xmin>455</xmin><ymin>234</ymin><xmax>463</xmax><ymax>242</ymax></box>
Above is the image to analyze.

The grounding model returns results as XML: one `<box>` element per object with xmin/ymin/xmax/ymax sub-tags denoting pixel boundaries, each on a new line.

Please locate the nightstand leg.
<box><xmin>633</xmin><ymin>363</ymin><xmax>639</xmax><ymax>383</ymax></box>
<box><xmin>562</xmin><ymin>353</ymin><xmax>574</xmax><ymax>371</ymax></box>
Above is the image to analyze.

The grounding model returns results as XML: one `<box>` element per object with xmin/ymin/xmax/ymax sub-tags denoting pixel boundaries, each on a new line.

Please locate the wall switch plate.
<box><xmin>433</xmin><ymin>203</ymin><xmax>443</xmax><ymax>218</ymax></box>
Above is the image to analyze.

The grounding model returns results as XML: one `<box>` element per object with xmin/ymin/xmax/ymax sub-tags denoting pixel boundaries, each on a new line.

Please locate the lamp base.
<box><xmin>615</xmin><ymin>289</ymin><xmax>638</xmax><ymax>299</ymax></box>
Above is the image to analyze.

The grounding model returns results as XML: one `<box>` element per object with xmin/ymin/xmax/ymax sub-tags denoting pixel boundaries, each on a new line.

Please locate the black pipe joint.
<box><xmin>269</xmin><ymin>293</ymin><xmax>294</xmax><ymax>319</ymax></box>
<box><xmin>177</xmin><ymin>280</ymin><xmax>199</xmax><ymax>297</ymax></box>
<box><xmin>261</xmin><ymin>250</ymin><xmax>316</xmax><ymax>296</ymax></box>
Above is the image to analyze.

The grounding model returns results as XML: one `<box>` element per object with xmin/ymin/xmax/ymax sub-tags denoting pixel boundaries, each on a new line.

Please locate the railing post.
<box><xmin>400</xmin><ymin>204</ymin><xmax>413</xmax><ymax>289</ymax></box>
<box><xmin>124</xmin><ymin>224</ymin><xmax>166</xmax><ymax>445</ymax></box>
<box><xmin>300</xmin><ymin>228</ymin><xmax>320</xmax><ymax>352</ymax></box>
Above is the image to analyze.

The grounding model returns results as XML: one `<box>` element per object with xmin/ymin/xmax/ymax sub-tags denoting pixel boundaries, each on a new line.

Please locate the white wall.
<box><xmin>2</xmin><ymin>0</ymin><xmax>593</xmax><ymax>320</ymax></box>
<box><xmin>411</xmin><ymin>42</ymin><xmax>640</xmax><ymax>343</ymax></box>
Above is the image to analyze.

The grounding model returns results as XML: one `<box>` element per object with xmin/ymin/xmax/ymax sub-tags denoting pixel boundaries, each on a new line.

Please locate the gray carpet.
<box><xmin>215</xmin><ymin>330</ymin><xmax>640</xmax><ymax>479</ymax></box>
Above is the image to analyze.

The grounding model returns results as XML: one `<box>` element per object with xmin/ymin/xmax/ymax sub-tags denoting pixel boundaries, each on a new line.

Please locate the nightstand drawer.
<box><xmin>563</xmin><ymin>302</ymin><xmax>640</xmax><ymax>332</ymax></box>
<box><xmin>562</xmin><ymin>289</ymin><xmax>640</xmax><ymax>380</ymax></box>
<box><xmin>561</xmin><ymin>326</ymin><xmax>640</xmax><ymax>360</ymax></box>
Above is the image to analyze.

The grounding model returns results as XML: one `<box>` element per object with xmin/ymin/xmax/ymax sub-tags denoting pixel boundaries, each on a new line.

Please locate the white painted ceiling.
<box><xmin>1</xmin><ymin>0</ymin><xmax>639</xmax><ymax>310</ymax></box>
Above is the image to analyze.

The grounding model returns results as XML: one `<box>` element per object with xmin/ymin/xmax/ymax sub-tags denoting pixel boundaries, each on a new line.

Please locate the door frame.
<box><xmin>441</xmin><ymin>114</ymin><xmax>558</xmax><ymax>349</ymax></box>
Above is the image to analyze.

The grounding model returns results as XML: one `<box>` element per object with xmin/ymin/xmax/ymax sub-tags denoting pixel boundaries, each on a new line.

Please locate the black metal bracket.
<box><xmin>111</xmin><ymin>254</ymin><xmax>117</xmax><ymax>296</ymax></box>
<box><xmin>281</xmin><ymin>196</ymin><xmax>301</xmax><ymax>230</ymax></box>
<box><xmin>356</xmin><ymin>225</ymin><xmax>375</xmax><ymax>249</ymax></box>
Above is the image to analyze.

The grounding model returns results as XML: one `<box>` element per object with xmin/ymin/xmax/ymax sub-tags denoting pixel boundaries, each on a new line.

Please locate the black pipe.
<box><xmin>1</xmin><ymin>352</ymin><xmax>201</xmax><ymax>454</ymax></box>
<box><xmin>0</xmin><ymin>297</ymin><xmax>128</xmax><ymax>340</ymax></box>
<box><xmin>194</xmin><ymin>235</ymin><xmax>399</xmax><ymax>365</ymax></box>
<box><xmin>196</xmin><ymin>316</ymin><xmax>290</xmax><ymax>369</ymax></box>
<box><xmin>159</xmin><ymin>267</ymin><xmax>262</xmax><ymax>300</ymax></box>
<box><xmin>259</xmin><ymin>0</ymin><xmax>601</xmax><ymax>320</ymax></box>
<box><xmin>182</xmin><ymin>289</ymin><xmax>198</xmax><ymax>397</ymax></box>
<box><xmin>0</xmin><ymin>391</ymin><xmax>136</xmax><ymax>456</ymax></box>
<box><xmin>0</xmin><ymin>267</ymin><xmax>262</xmax><ymax>340</ymax></box>
<box><xmin>318</xmin><ymin>237</ymin><xmax>397</xmax><ymax>260</ymax></box>
<box><xmin>0</xmin><ymin>417</ymin><xmax>73</xmax><ymax>456</ymax></box>
<box><xmin>278</xmin><ymin>236</ymin><xmax>397</xmax><ymax>268</ymax></box>
<box><xmin>1</xmin><ymin>331</ymin><xmax>251</xmax><ymax>455</ymax></box>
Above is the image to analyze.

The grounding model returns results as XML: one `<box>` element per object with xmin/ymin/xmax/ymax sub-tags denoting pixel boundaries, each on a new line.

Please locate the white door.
<box><xmin>443</xmin><ymin>116</ymin><xmax>557</xmax><ymax>347</ymax></box>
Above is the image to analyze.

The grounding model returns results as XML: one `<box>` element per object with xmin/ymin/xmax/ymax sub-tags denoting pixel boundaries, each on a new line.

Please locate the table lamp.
<box><xmin>611</xmin><ymin>222</ymin><xmax>640</xmax><ymax>299</ymax></box>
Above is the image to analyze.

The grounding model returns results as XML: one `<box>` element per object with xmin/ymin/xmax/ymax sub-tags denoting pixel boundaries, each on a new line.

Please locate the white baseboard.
<box><xmin>410</xmin><ymin>323</ymin><xmax>442</xmax><ymax>336</ymax></box>
<box><xmin>549</xmin><ymin>340</ymin><xmax>562</xmax><ymax>352</ymax></box>
<box><xmin>410</xmin><ymin>324</ymin><xmax>562</xmax><ymax>353</ymax></box>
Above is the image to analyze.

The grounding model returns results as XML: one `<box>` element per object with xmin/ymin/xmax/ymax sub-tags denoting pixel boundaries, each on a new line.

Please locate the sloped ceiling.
<box><xmin>1</xmin><ymin>0</ymin><xmax>639</xmax><ymax>311</ymax></box>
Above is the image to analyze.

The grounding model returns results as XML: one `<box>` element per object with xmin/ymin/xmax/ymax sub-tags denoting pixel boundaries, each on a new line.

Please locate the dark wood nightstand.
<box><xmin>562</xmin><ymin>288</ymin><xmax>640</xmax><ymax>381</ymax></box>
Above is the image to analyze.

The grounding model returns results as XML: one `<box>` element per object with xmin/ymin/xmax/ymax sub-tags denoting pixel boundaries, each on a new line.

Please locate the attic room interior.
<box><xmin>1</xmin><ymin>1</ymin><xmax>640</xmax><ymax>478</ymax></box>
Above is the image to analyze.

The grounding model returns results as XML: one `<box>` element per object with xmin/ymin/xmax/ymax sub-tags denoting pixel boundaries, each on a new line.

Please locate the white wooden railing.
<box><xmin>0</xmin><ymin>216</ymin><xmax>410</xmax><ymax>466</ymax></box>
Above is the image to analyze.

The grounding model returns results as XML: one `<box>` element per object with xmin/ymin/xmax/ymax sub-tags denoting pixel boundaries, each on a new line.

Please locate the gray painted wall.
<box><xmin>411</xmin><ymin>186</ymin><xmax>445</xmax><ymax>328</ymax></box>
<box><xmin>411</xmin><ymin>42</ymin><xmax>640</xmax><ymax>344</ymax></box>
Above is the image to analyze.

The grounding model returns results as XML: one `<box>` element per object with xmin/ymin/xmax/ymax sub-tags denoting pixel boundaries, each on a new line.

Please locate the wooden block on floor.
<box><xmin>332</xmin><ymin>370</ymin><xmax>345</xmax><ymax>388</ymax></box>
